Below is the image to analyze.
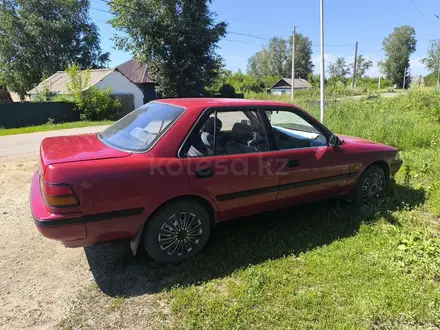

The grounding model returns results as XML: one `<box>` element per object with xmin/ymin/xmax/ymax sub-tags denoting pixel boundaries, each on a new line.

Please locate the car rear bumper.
<box><xmin>391</xmin><ymin>159</ymin><xmax>403</xmax><ymax>176</ymax></box>
<box><xmin>30</xmin><ymin>172</ymin><xmax>86</xmax><ymax>241</ymax></box>
<box><xmin>31</xmin><ymin>172</ymin><xmax>145</xmax><ymax>248</ymax></box>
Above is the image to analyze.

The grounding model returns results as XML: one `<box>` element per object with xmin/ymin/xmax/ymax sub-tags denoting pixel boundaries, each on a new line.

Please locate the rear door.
<box><xmin>180</xmin><ymin>107</ymin><xmax>280</xmax><ymax>221</ymax></box>
<box><xmin>262</xmin><ymin>106</ymin><xmax>352</xmax><ymax>204</ymax></box>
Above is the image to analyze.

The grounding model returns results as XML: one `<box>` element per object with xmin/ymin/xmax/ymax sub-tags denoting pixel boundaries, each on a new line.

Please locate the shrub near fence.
<box><xmin>0</xmin><ymin>102</ymin><xmax>79</xmax><ymax>129</ymax></box>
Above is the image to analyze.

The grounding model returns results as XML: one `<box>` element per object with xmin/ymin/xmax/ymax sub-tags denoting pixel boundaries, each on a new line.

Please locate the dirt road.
<box><xmin>0</xmin><ymin>154</ymin><xmax>94</xmax><ymax>329</ymax></box>
<box><xmin>0</xmin><ymin>130</ymin><xmax>165</xmax><ymax>329</ymax></box>
<box><xmin>0</xmin><ymin>126</ymin><xmax>108</xmax><ymax>158</ymax></box>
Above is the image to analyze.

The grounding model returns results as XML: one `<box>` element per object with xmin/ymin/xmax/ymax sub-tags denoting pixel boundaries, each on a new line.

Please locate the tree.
<box><xmin>328</xmin><ymin>57</ymin><xmax>350</xmax><ymax>79</ymax></box>
<box><xmin>65</xmin><ymin>64</ymin><xmax>120</xmax><ymax>120</ymax></box>
<box><xmin>353</xmin><ymin>55</ymin><xmax>373</xmax><ymax>78</ymax></box>
<box><xmin>109</xmin><ymin>0</ymin><xmax>226</xmax><ymax>97</ymax></box>
<box><xmin>382</xmin><ymin>25</ymin><xmax>416</xmax><ymax>88</ymax></box>
<box><xmin>247</xmin><ymin>34</ymin><xmax>314</xmax><ymax>79</ymax></box>
<box><xmin>247</xmin><ymin>38</ymin><xmax>287</xmax><ymax>77</ymax></box>
<box><xmin>421</xmin><ymin>39</ymin><xmax>440</xmax><ymax>88</ymax></box>
<box><xmin>207</xmin><ymin>69</ymin><xmax>280</xmax><ymax>95</ymax></box>
<box><xmin>0</xmin><ymin>0</ymin><xmax>109</xmax><ymax>100</ymax></box>
<box><xmin>219</xmin><ymin>83</ymin><xmax>236</xmax><ymax>97</ymax></box>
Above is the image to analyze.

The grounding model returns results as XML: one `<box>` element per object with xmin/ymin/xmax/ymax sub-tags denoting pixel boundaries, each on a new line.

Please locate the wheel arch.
<box><xmin>363</xmin><ymin>160</ymin><xmax>390</xmax><ymax>180</ymax></box>
<box><xmin>146</xmin><ymin>194</ymin><xmax>218</xmax><ymax>228</ymax></box>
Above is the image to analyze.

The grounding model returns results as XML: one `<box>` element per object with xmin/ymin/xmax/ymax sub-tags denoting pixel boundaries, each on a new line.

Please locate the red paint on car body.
<box><xmin>30</xmin><ymin>98</ymin><xmax>402</xmax><ymax>248</ymax></box>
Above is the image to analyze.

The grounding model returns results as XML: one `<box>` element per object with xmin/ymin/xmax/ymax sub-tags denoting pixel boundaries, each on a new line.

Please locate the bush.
<box><xmin>31</xmin><ymin>77</ymin><xmax>58</xmax><ymax>102</ymax></box>
<box><xmin>78</xmin><ymin>87</ymin><xmax>121</xmax><ymax>121</ymax></box>
<box><xmin>219</xmin><ymin>83</ymin><xmax>236</xmax><ymax>97</ymax></box>
<box><xmin>66</xmin><ymin>65</ymin><xmax>121</xmax><ymax>120</ymax></box>
<box><xmin>206</xmin><ymin>70</ymin><xmax>280</xmax><ymax>95</ymax></box>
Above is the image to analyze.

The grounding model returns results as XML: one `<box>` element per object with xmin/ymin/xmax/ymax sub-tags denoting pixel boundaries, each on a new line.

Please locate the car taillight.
<box><xmin>39</xmin><ymin>176</ymin><xmax>79</xmax><ymax>208</ymax></box>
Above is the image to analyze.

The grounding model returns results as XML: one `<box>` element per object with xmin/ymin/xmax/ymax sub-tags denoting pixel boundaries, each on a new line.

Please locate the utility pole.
<box><xmin>320</xmin><ymin>0</ymin><xmax>325</xmax><ymax>123</ymax></box>
<box><xmin>291</xmin><ymin>26</ymin><xmax>296</xmax><ymax>102</ymax></box>
<box><xmin>378</xmin><ymin>75</ymin><xmax>381</xmax><ymax>90</ymax></box>
<box><xmin>351</xmin><ymin>41</ymin><xmax>358</xmax><ymax>89</ymax></box>
<box><xmin>403</xmin><ymin>67</ymin><xmax>407</xmax><ymax>89</ymax></box>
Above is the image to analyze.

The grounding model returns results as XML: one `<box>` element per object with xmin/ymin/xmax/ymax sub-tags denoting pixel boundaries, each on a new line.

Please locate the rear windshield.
<box><xmin>98</xmin><ymin>102</ymin><xmax>185</xmax><ymax>152</ymax></box>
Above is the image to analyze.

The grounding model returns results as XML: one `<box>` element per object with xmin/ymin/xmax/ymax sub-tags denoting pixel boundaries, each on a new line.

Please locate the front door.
<box><xmin>262</xmin><ymin>107</ymin><xmax>352</xmax><ymax>204</ymax></box>
<box><xmin>180</xmin><ymin>107</ymin><xmax>280</xmax><ymax>221</ymax></box>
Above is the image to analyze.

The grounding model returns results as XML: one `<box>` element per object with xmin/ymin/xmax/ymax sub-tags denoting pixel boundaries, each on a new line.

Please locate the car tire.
<box><xmin>143</xmin><ymin>199</ymin><xmax>212</xmax><ymax>264</ymax></box>
<box><xmin>353</xmin><ymin>165</ymin><xmax>387</xmax><ymax>206</ymax></box>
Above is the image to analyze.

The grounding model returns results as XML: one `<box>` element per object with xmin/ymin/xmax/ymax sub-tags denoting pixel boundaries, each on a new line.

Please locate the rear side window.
<box><xmin>99</xmin><ymin>102</ymin><xmax>184</xmax><ymax>152</ymax></box>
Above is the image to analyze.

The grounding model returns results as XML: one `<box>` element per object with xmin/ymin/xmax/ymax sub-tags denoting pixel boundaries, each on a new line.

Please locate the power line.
<box><xmin>90</xmin><ymin>1</ymin><xmax>369</xmax><ymax>54</ymax></box>
<box><xmin>409</xmin><ymin>0</ymin><xmax>436</xmax><ymax>24</ymax></box>
<box><xmin>90</xmin><ymin>6</ymin><xmax>111</xmax><ymax>14</ymax></box>
<box><xmin>91</xmin><ymin>4</ymin><xmax>274</xmax><ymax>42</ymax></box>
<box><xmin>311</xmin><ymin>44</ymin><xmax>354</xmax><ymax>49</ymax></box>
<box><xmin>223</xmin><ymin>39</ymin><xmax>264</xmax><ymax>47</ymax></box>
<box><xmin>228</xmin><ymin>32</ymin><xmax>271</xmax><ymax>41</ymax></box>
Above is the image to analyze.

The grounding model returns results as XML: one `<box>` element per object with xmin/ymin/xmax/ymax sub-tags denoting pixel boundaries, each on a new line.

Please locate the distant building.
<box><xmin>0</xmin><ymin>85</ymin><xmax>13</xmax><ymax>104</ymax></box>
<box><xmin>116</xmin><ymin>59</ymin><xmax>156</xmax><ymax>103</ymax></box>
<box><xmin>29</xmin><ymin>68</ymin><xmax>144</xmax><ymax>111</ymax></box>
<box><xmin>270</xmin><ymin>78</ymin><xmax>312</xmax><ymax>95</ymax></box>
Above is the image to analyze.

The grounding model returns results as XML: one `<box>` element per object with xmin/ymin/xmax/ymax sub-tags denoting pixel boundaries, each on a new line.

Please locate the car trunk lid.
<box><xmin>39</xmin><ymin>133</ymin><xmax>131</xmax><ymax>172</ymax></box>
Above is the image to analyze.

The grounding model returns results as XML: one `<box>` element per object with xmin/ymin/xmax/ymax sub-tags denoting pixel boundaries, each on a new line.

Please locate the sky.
<box><xmin>90</xmin><ymin>0</ymin><xmax>440</xmax><ymax>77</ymax></box>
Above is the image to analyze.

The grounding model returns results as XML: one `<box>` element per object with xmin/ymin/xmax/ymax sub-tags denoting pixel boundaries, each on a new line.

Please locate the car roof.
<box><xmin>155</xmin><ymin>98</ymin><xmax>297</xmax><ymax>110</ymax></box>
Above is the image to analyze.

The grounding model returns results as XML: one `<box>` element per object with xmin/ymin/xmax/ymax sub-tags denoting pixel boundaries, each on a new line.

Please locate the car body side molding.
<box><xmin>34</xmin><ymin>207</ymin><xmax>144</xmax><ymax>228</ymax></box>
<box><xmin>216</xmin><ymin>171</ymin><xmax>358</xmax><ymax>202</ymax></box>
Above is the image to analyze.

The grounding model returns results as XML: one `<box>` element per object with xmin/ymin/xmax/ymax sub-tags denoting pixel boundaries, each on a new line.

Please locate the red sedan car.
<box><xmin>31</xmin><ymin>98</ymin><xmax>402</xmax><ymax>264</ymax></box>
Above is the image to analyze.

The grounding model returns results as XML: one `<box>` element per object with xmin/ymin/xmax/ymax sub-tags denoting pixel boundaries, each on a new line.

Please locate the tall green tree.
<box><xmin>328</xmin><ymin>57</ymin><xmax>350</xmax><ymax>79</ymax></box>
<box><xmin>382</xmin><ymin>25</ymin><xmax>416</xmax><ymax>88</ymax></box>
<box><xmin>110</xmin><ymin>0</ymin><xmax>226</xmax><ymax>97</ymax></box>
<box><xmin>247</xmin><ymin>34</ymin><xmax>314</xmax><ymax>79</ymax></box>
<box><xmin>0</xmin><ymin>0</ymin><xmax>109</xmax><ymax>100</ymax></box>
<box><xmin>421</xmin><ymin>39</ymin><xmax>440</xmax><ymax>87</ymax></box>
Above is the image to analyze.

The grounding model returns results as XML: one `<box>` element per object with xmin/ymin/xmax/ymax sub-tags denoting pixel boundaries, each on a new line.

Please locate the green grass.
<box><xmin>0</xmin><ymin>120</ymin><xmax>113</xmax><ymax>137</ymax></box>
<box><xmin>57</xmin><ymin>90</ymin><xmax>440</xmax><ymax>329</ymax></box>
<box><xmin>159</xmin><ymin>90</ymin><xmax>440</xmax><ymax>329</ymax></box>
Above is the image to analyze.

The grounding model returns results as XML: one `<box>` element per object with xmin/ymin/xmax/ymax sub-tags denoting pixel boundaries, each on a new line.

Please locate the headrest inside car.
<box><xmin>202</xmin><ymin>117</ymin><xmax>222</xmax><ymax>134</ymax></box>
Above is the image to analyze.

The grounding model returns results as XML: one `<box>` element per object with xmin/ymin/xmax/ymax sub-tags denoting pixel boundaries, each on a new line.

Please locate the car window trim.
<box><xmin>178</xmin><ymin>106</ymin><xmax>272</xmax><ymax>159</ymax></box>
<box><xmin>260</xmin><ymin>105</ymin><xmax>333</xmax><ymax>151</ymax></box>
<box><xmin>99</xmin><ymin>101</ymin><xmax>186</xmax><ymax>154</ymax></box>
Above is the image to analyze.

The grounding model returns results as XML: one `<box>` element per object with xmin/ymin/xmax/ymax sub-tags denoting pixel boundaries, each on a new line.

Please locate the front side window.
<box><xmin>186</xmin><ymin>109</ymin><xmax>269</xmax><ymax>157</ymax></box>
<box><xmin>266</xmin><ymin>108</ymin><xmax>327</xmax><ymax>150</ymax></box>
<box><xmin>99</xmin><ymin>102</ymin><xmax>184</xmax><ymax>152</ymax></box>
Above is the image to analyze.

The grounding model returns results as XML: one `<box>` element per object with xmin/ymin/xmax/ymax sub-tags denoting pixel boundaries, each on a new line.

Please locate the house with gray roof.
<box><xmin>270</xmin><ymin>78</ymin><xmax>312</xmax><ymax>95</ymax></box>
<box><xmin>116</xmin><ymin>59</ymin><xmax>157</xmax><ymax>102</ymax></box>
<box><xmin>29</xmin><ymin>68</ymin><xmax>144</xmax><ymax>110</ymax></box>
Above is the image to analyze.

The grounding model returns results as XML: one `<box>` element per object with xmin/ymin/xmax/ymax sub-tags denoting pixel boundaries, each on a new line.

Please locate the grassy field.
<box><xmin>58</xmin><ymin>90</ymin><xmax>440</xmax><ymax>329</ymax></box>
<box><xmin>0</xmin><ymin>120</ymin><xmax>112</xmax><ymax>137</ymax></box>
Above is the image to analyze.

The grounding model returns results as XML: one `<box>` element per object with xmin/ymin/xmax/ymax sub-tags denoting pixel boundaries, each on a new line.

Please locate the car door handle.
<box><xmin>286</xmin><ymin>159</ymin><xmax>300</xmax><ymax>168</ymax></box>
<box><xmin>195</xmin><ymin>169</ymin><xmax>214</xmax><ymax>179</ymax></box>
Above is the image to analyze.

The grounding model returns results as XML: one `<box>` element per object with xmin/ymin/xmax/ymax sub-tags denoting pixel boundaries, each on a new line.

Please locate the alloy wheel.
<box><xmin>361</xmin><ymin>172</ymin><xmax>384</xmax><ymax>202</ymax></box>
<box><xmin>157</xmin><ymin>212</ymin><xmax>203</xmax><ymax>256</ymax></box>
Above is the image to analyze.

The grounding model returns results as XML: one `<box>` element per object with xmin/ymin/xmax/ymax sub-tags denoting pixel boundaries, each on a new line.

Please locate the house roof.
<box><xmin>271</xmin><ymin>78</ymin><xmax>312</xmax><ymax>89</ymax></box>
<box><xmin>116</xmin><ymin>59</ymin><xmax>155</xmax><ymax>84</ymax></box>
<box><xmin>28</xmin><ymin>68</ymin><xmax>115</xmax><ymax>94</ymax></box>
<box><xmin>0</xmin><ymin>85</ymin><xmax>13</xmax><ymax>104</ymax></box>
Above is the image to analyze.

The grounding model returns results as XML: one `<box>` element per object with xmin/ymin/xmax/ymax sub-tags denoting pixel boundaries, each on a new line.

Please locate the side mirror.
<box><xmin>328</xmin><ymin>134</ymin><xmax>339</xmax><ymax>147</ymax></box>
